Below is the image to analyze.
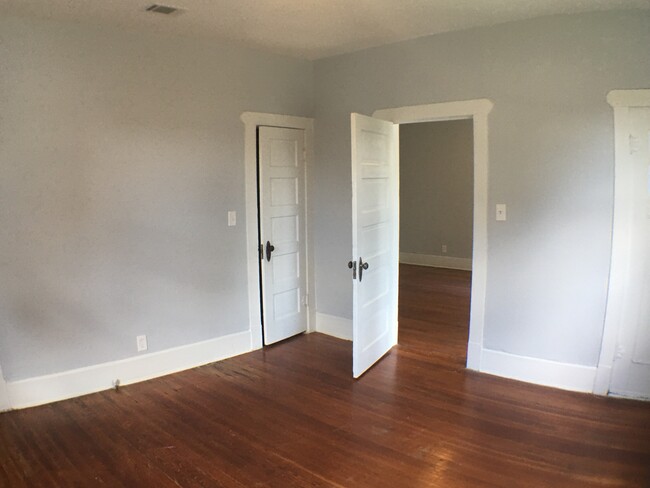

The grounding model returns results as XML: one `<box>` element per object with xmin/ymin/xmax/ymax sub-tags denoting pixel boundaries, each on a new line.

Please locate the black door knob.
<box><xmin>266</xmin><ymin>241</ymin><xmax>275</xmax><ymax>262</ymax></box>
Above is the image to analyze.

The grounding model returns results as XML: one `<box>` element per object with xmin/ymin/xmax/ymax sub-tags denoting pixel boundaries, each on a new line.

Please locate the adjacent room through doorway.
<box><xmin>398</xmin><ymin>120</ymin><xmax>474</xmax><ymax>365</ymax></box>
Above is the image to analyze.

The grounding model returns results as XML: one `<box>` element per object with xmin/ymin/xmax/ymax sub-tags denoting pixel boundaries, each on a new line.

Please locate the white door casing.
<box><xmin>0</xmin><ymin>365</ymin><xmax>9</xmax><ymax>411</ymax></box>
<box><xmin>258</xmin><ymin>126</ymin><xmax>308</xmax><ymax>345</ymax></box>
<box><xmin>373</xmin><ymin>99</ymin><xmax>493</xmax><ymax>371</ymax></box>
<box><xmin>598</xmin><ymin>90</ymin><xmax>650</xmax><ymax>399</ymax></box>
<box><xmin>241</xmin><ymin>113</ymin><xmax>315</xmax><ymax>350</ymax></box>
<box><xmin>351</xmin><ymin>113</ymin><xmax>400</xmax><ymax>378</ymax></box>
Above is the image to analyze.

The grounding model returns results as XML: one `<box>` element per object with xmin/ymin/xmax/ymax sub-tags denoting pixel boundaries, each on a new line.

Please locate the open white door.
<box><xmin>259</xmin><ymin>126</ymin><xmax>308</xmax><ymax>345</ymax></box>
<box><xmin>351</xmin><ymin>113</ymin><xmax>399</xmax><ymax>378</ymax></box>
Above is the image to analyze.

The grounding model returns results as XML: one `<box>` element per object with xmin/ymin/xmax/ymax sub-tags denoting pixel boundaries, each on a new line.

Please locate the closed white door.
<box><xmin>351</xmin><ymin>113</ymin><xmax>399</xmax><ymax>378</ymax></box>
<box><xmin>258</xmin><ymin>126</ymin><xmax>308</xmax><ymax>345</ymax></box>
<box><xmin>609</xmin><ymin>107</ymin><xmax>650</xmax><ymax>398</ymax></box>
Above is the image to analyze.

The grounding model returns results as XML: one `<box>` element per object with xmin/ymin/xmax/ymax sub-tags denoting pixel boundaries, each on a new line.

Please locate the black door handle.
<box><xmin>266</xmin><ymin>241</ymin><xmax>275</xmax><ymax>262</ymax></box>
<box><xmin>358</xmin><ymin>258</ymin><xmax>369</xmax><ymax>282</ymax></box>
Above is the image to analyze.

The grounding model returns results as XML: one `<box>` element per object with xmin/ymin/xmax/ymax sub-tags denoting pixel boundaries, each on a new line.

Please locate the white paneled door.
<box><xmin>350</xmin><ymin>113</ymin><xmax>399</xmax><ymax>378</ymax></box>
<box><xmin>609</xmin><ymin>107</ymin><xmax>650</xmax><ymax>399</ymax></box>
<box><xmin>258</xmin><ymin>126</ymin><xmax>307</xmax><ymax>345</ymax></box>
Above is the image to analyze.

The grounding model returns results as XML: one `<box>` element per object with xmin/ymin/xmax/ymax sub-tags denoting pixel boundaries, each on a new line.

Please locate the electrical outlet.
<box><xmin>442</xmin><ymin>244</ymin><xmax>448</xmax><ymax>253</ymax></box>
<box><xmin>136</xmin><ymin>335</ymin><xmax>148</xmax><ymax>352</ymax></box>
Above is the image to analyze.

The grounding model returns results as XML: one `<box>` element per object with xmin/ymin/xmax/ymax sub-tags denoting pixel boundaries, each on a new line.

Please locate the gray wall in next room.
<box><xmin>399</xmin><ymin>120</ymin><xmax>474</xmax><ymax>259</ymax></box>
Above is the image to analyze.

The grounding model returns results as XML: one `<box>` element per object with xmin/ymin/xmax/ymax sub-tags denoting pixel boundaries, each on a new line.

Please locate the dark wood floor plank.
<box><xmin>1</xmin><ymin>264</ymin><xmax>649</xmax><ymax>487</ymax></box>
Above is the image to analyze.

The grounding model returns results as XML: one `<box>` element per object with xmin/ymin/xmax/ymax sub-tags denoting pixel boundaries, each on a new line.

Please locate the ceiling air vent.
<box><xmin>146</xmin><ymin>4</ymin><xmax>181</xmax><ymax>15</ymax></box>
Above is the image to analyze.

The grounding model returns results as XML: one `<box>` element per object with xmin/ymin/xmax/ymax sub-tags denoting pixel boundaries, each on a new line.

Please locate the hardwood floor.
<box><xmin>1</xmin><ymin>264</ymin><xmax>649</xmax><ymax>487</ymax></box>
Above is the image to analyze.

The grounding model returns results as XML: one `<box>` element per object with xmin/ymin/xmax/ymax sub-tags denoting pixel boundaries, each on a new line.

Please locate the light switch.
<box><xmin>228</xmin><ymin>211</ymin><xmax>237</xmax><ymax>227</ymax></box>
<box><xmin>496</xmin><ymin>204</ymin><xmax>507</xmax><ymax>221</ymax></box>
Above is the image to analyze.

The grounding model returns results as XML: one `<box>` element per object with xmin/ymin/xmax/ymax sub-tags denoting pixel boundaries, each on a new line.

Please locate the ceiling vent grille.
<box><xmin>146</xmin><ymin>4</ymin><xmax>181</xmax><ymax>15</ymax></box>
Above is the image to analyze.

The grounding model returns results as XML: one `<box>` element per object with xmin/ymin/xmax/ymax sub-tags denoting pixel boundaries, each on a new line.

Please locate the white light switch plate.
<box><xmin>228</xmin><ymin>211</ymin><xmax>237</xmax><ymax>226</ymax></box>
<box><xmin>496</xmin><ymin>204</ymin><xmax>507</xmax><ymax>221</ymax></box>
<box><xmin>136</xmin><ymin>335</ymin><xmax>148</xmax><ymax>352</ymax></box>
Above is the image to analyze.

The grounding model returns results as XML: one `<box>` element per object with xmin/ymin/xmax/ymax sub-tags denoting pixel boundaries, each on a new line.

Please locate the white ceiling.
<box><xmin>0</xmin><ymin>0</ymin><xmax>647</xmax><ymax>59</ymax></box>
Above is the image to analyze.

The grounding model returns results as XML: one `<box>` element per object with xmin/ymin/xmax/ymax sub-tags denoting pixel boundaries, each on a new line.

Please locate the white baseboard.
<box><xmin>5</xmin><ymin>330</ymin><xmax>252</xmax><ymax>410</ymax></box>
<box><xmin>480</xmin><ymin>348</ymin><xmax>597</xmax><ymax>393</ymax></box>
<box><xmin>315</xmin><ymin>313</ymin><xmax>352</xmax><ymax>341</ymax></box>
<box><xmin>592</xmin><ymin>364</ymin><xmax>612</xmax><ymax>396</ymax></box>
<box><xmin>400</xmin><ymin>252</ymin><xmax>472</xmax><ymax>271</ymax></box>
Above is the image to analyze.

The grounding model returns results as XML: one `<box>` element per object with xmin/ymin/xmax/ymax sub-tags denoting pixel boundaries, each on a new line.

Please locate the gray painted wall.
<box><xmin>400</xmin><ymin>120</ymin><xmax>473</xmax><ymax>259</ymax></box>
<box><xmin>0</xmin><ymin>16</ymin><xmax>313</xmax><ymax>381</ymax></box>
<box><xmin>312</xmin><ymin>11</ymin><xmax>650</xmax><ymax>366</ymax></box>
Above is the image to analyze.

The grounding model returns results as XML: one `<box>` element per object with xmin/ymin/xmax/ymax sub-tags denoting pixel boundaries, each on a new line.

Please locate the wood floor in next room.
<box><xmin>1</xmin><ymin>264</ymin><xmax>649</xmax><ymax>487</ymax></box>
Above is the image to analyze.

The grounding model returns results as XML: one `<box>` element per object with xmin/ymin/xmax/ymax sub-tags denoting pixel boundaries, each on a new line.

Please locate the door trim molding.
<box><xmin>0</xmin><ymin>365</ymin><xmax>10</xmax><ymax>412</ymax></box>
<box><xmin>373</xmin><ymin>98</ymin><xmax>493</xmax><ymax>371</ymax></box>
<box><xmin>241</xmin><ymin>112</ymin><xmax>315</xmax><ymax>350</ymax></box>
<box><xmin>595</xmin><ymin>89</ymin><xmax>650</xmax><ymax>396</ymax></box>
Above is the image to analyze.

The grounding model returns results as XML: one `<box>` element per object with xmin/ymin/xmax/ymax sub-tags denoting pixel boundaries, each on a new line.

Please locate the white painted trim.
<box><xmin>480</xmin><ymin>348</ymin><xmax>597</xmax><ymax>393</ymax></box>
<box><xmin>0</xmin><ymin>366</ymin><xmax>10</xmax><ymax>412</ymax></box>
<box><xmin>241</xmin><ymin>112</ymin><xmax>316</xmax><ymax>350</ymax></box>
<box><xmin>597</xmin><ymin>89</ymin><xmax>650</xmax><ymax>398</ymax></box>
<box><xmin>373</xmin><ymin>99</ymin><xmax>493</xmax><ymax>372</ymax></box>
<box><xmin>315</xmin><ymin>313</ymin><xmax>352</xmax><ymax>341</ymax></box>
<box><xmin>5</xmin><ymin>330</ymin><xmax>252</xmax><ymax>410</ymax></box>
<box><xmin>399</xmin><ymin>252</ymin><xmax>472</xmax><ymax>271</ymax></box>
<box><xmin>607</xmin><ymin>89</ymin><xmax>650</xmax><ymax>107</ymax></box>
<box><xmin>465</xmin><ymin>341</ymin><xmax>482</xmax><ymax>371</ymax></box>
<box><xmin>593</xmin><ymin>365</ymin><xmax>613</xmax><ymax>396</ymax></box>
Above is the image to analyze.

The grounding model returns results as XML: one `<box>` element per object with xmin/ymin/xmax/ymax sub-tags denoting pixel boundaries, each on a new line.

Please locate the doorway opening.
<box><xmin>397</xmin><ymin>120</ymin><xmax>474</xmax><ymax>365</ymax></box>
<box><xmin>368</xmin><ymin>99</ymin><xmax>493</xmax><ymax>372</ymax></box>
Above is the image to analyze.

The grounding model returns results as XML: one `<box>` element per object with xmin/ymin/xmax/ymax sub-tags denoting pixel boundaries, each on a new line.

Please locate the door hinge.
<box><xmin>302</xmin><ymin>294</ymin><xmax>308</xmax><ymax>306</ymax></box>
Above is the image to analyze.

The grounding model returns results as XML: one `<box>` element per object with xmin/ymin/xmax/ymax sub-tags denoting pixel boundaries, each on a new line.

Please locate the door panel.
<box><xmin>259</xmin><ymin>126</ymin><xmax>307</xmax><ymax>345</ymax></box>
<box><xmin>610</xmin><ymin>107</ymin><xmax>650</xmax><ymax>398</ymax></box>
<box><xmin>351</xmin><ymin>113</ymin><xmax>399</xmax><ymax>378</ymax></box>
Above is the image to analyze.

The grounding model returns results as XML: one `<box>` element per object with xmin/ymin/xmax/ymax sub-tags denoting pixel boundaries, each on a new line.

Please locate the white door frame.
<box><xmin>241</xmin><ymin>112</ymin><xmax>315</xmax><ymax>350</ymax></box>
<box><xmin>594</xmin><ymin>89</ymin><xmax>650</xmax><ymax>395</ymax></box>
<box><xmin>0</xmin><ymin>365</ymin><xmax>10</xmax><ymax>411</ymax></box>
<box><xmin>373</xmin><ymin>99</ymin><xmax>493</xmax><ymax>371</ymax></box>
